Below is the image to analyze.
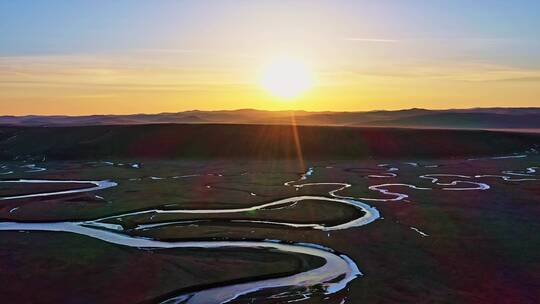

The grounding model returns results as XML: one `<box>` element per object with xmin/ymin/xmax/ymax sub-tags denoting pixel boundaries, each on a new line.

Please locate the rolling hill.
<box><xmin>1</xmin><ymin>108</ymin><xmax>539</xmax><ymax>131</ymax></box>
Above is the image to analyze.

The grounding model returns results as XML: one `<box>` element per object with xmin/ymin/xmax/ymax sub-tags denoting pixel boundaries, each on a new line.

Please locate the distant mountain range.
<box><xmin>1</xmin><ymin>108</ymin><xmax>540</xmax><ymax>130</ymax></box>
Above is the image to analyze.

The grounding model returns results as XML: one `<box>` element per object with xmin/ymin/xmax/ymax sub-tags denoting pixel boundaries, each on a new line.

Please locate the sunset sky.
<box><xmin>1</xmin><ymin>0</ymin><xmax>539</xmax><ymax>115</ymax></box>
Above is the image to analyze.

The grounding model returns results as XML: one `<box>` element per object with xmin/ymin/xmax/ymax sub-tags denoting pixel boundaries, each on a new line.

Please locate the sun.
<box><xmin>260</xmin><ymin>58</ymin><xmax>313</xmax><ymax>99</ymax></box>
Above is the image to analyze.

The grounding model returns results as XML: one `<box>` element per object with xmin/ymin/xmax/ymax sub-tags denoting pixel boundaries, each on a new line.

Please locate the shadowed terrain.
<box><xmin>1</xmin><ymin>124</ymin><xmax>539</xmax><ymax>160</ymax></box>
<box><xmin>1</xmin><ymin>124</ymin><xmax>539</xmax><ymax>303</ymax></box>
<box><xmin>1</xmin><ymin>154</ymin><xmax>539</xmax><ymax>303</ymax></box>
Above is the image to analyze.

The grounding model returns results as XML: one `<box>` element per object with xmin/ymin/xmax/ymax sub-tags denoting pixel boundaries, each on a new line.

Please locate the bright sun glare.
<box><xmin>260</xmin><ymin>58</ymin><xmax>313</xmax><ymax>99</ymax></box>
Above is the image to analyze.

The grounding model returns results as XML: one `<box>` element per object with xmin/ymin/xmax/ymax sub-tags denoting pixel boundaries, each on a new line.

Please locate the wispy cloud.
<box><xmin>129</xmin><ymin>48</ymin><xmax>258</xmax><ymax>60</ymax></box>
<box><xmin>131</xmin><ymin>48</ymin><xmax>204</xmax><ymax>55</ymax></box>
<box><xmin>323</xmin><ymin>61</ymin><xmax>540</xmax><ymax>84</ymax></box>
<box><xmin>494</xmin><ymin>76</ymin><xmax>540</xmax><ymax>83</ymax></box>
<box><xmin>344</xmin><ymin>38</ymin><xmax>400</xmax><ymax>43</ymax></box>
<box><xmin>0</xmin><ymin>53</ymin><xmax>251</xmax><ymax>94</ymax></box>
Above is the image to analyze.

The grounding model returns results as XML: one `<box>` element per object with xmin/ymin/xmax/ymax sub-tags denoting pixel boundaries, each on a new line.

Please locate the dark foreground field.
<box><xmin>0</xmin><ymin>125</ymin><xmax>539</xmax><ymax>303</ymax></box>
<box><xmin>1</xmin><ymin>124</ymin><xmax>539</xmax><ymax>160</ymax></box>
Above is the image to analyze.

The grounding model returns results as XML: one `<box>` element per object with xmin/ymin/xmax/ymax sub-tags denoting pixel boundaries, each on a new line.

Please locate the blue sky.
<box><xmin>2</xmin><ymin>0</ymin><xmax>539</xmax><ymax>58</ymax></box>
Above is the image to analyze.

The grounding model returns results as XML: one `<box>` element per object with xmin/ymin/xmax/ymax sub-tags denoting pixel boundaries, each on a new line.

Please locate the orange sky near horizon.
<box><xmin>2</xmin><ymin>51</ymin><xmax>539</xmax><ymax>115</ymax></box>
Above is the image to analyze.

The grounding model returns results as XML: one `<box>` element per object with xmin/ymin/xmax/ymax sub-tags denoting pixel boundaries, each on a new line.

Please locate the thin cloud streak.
<box><xmin>344</xmin><ymin>38</ymin><xmax>400</xmax><ymax>43</ymax></box>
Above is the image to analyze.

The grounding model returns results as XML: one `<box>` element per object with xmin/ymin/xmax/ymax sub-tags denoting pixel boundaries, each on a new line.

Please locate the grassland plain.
<box><xmin>1</xmin><ymin>151</ymin><xmax>539</xmax><ymax>303</ymax></box>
